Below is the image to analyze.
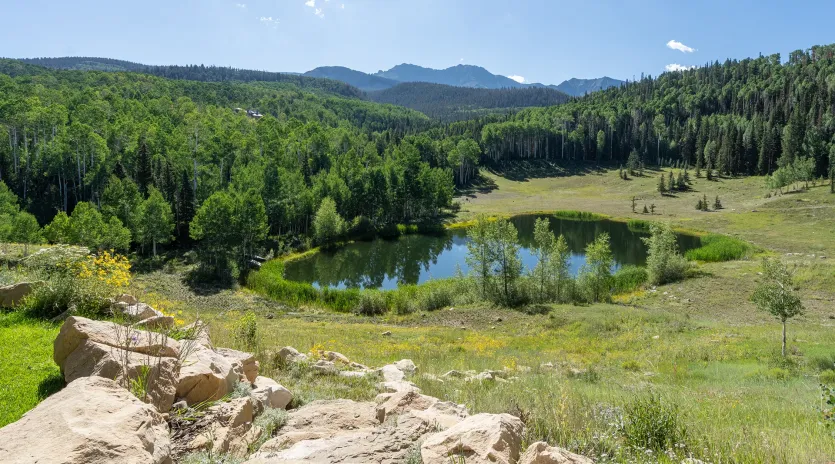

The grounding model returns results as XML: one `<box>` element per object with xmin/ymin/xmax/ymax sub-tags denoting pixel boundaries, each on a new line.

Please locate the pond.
<box><xmin>282</xmin><ymin>215</ymin><xmax>702</xmax><ymax>290</ymax></box>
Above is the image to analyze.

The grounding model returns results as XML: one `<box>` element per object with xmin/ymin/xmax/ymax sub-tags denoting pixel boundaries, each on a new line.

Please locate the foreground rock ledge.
<box><xmin>0</xmin><ymin>376</ymin><xmax>172</xmax><ymax>464</ymax></box>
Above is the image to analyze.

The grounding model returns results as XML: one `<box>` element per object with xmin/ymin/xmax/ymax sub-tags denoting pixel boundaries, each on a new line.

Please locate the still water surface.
<box><xmin>283</xmin><ymin>215</ymin><xmax>702</xmax><ymax>290</ymax></box>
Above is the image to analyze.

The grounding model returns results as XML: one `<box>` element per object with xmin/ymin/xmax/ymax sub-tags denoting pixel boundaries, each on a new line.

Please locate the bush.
<box><xmin>348</xmin><ymin>215</ymin><xmax>375</xmax><ymax>241</ymax></box>
<box><xmin>415</xmin><ymin>281</ymin><xmax>456</xmax><ymax>311</ymax></box>
<box><xmin>626</xmin><ymin>219</ymin><xmax>651</xmax><ymax>232</ymax></box>
<box><xmin>684</xmin><ymin>235</ymin><xmax>752</xmax><ymax>262</ymax></box>
<box><xmin>612</xmin><ymin>265</ymin><xmax>648</xmax><ymax>294</ymax></box>
<box><xmin>819</xmin><ymin>370</ymin><xmax>835</xmax><ymax>384</ymax></box>
<box><xmin>552</xmin><ymin>210</ymin><xmax>606</xmax><ymax>221</ymax></box>
<box><xmin>643</xmin><ymin>223</ymin><xmax>690</xmax><ymax>285</ymax></box>
<box><xmin>355</xmin><ymin>291</ymin><xmax>387</xmax><ymax>316</ymax></box>
<box><xmin>233</xmin><ymin>311</ymin><xmax>258</xmax><ymax>350</ymax></box>
<box><xmin>809</xmin><ymin>353</ymin><xmax>835</xmax><ymax>372</ymax></box>
<box><xmin>621</xmin><ymin>394</ymin><xmax>688</xmax><ymax>452</ymax></box>
<box><xmin>250</xmin><ymin>407</ymin><xmax>289</xmax><ymax>451</ymax></box>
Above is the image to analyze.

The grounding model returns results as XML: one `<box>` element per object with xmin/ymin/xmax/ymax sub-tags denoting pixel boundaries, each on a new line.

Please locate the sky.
<box><xmin>2</xmin><ymin>0</ymin><xmax>834</xmax><ymax>85</ymax></box>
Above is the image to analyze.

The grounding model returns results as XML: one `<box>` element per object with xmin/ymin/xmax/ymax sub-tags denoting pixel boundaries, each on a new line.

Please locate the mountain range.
<box><xmin>305</xmin><ymin>63</ymin><xmax>623</xmax><ymax>96</ymax></box>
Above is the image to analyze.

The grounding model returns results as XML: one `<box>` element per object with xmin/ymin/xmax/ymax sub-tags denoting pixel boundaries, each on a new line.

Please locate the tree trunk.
<box><xmin>153</xmin><ymin>240</ymin><xmax>157</xmax><ymax>257</ymax></box>
<box><xmin>782</xmin><ymin>320</ymin><xmax>787</xmax><ymax>356</ymax></box>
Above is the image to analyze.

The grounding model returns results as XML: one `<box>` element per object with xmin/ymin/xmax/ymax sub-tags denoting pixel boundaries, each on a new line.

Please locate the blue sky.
<box><xmin>2</xmin><ymin>0</ymin><xmax>834</xmax><ymax>85</ymax></box>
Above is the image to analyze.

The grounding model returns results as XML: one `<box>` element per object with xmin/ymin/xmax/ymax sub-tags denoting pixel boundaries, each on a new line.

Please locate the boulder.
<box><xmin>251</xmin><ymin>376</ymin><xmax>293</xmax><ymax>412</ymax></box>
<box><xmin>112</xmin><ymin>302</ymin><xmax>162</xmax><ymax>322</ymax></box>
<box><xmin>189</xmin><ymin>398</ymin><xmax>258</xmax><ymax>458</ymax></box>
<box><xmin>421</xmin><ymin>413</ymin><xmax>525</xmax><ymax>464</ymax></box>
<box><xmin>115</xmin><ymin>293</ymin><xmax>139</xmax><ymax>305</ymax></box>
<box><xmin>62</xmin><ymin>339</ymin><xmax>179</xmax><ymax>413</ymax></box>
<box><xmin>54</xmin><ymin>316</ymin><xmax>181</xmax><ymax>368</ymax></box>
<box><xmin>519</xmin><ymin>442</ymin><xmax>594</xmax><ymax>464</ymax></box>
<box><xmin>320</xmin><ymin>350</ymin><xmax>350</xmax><ymax>364</ymax></box>
<box><xmin>176</xmin><ymin>346</ymin><xmax>239</xmax><ymax>405</ymax></box>
<box><xmin>133</xmin><ymin>315</ymin><xmax>175</xmax><ymax>331</ymax></box>
<box><xmin>0</xmin><ymin>376</ymin><xmax>172</xmax><ymax>464</ymax></box>
<box><xmin>216</xmin><ymin>347</ymin><xmax>260</xmax><ymax>383</ymax></box>
<box><xmin>377</xmin><ymin>380</ymin><xmax>421</xmax><ymax>393</ymax></box>
<box><xmin>376</xmin><ymin>390</ymin><xmax>468</xmax><ymax>429</ymax></box>
<box><xmin>393</xmin><ymin>359</ymin><xmax>417</xmax><ymax>374</ymax></box>
<box><xmin>312</xmin><ymin>359</ymin><xmax>337</xmax><ymax>375</ymax></box>
<box><xmin>380</xmin><ymin>364</ymin><xmax>406</xmax><ymax>382</ymax></box>
<box><xmin>275</xmin><ymin>346</ymin><xmax>308</xmax><ymax>365</ymax></box>
<box><xmin>247</xmin><ymin>412</ymin><xmax>434</xmax><ymax>464</ymax></box>
<box><xmin>0</xmin><ymin>281</ymin><xmax>42</xmax><ymax>307</ymax></box>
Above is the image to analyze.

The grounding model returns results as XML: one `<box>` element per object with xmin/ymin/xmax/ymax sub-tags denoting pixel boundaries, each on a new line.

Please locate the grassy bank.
<box><xmin>0</xmin><ymin>312</ymin><xmax>62</xmax><ymax>427</ymax></box>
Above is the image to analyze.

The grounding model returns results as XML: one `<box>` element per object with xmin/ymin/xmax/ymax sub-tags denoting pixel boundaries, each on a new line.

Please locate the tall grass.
<box><xmin>685</xmin><ymin>234</ymin><xmax>753</xmax><ymax>262</ymax></box>
<box><xmin>612</xmin><ymin>265</ymin><xmax>648</xmax><ymax>294</ymax></box>
<box><xmin>552</xmin><ymin>210</ymin><xmax>608</xmax><ymax>221</ymax></box>
<box><xmin>626</xmin><ymin>219</ymin><xmax>652</xmax><ymax>232</ymax></box>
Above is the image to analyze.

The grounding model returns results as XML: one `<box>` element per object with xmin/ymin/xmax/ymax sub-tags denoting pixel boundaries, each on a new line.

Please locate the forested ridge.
<box><xmin>476</xmin><ymin>45</ymin><xmax>835</xmax><ymax>181</ymax></box>
<box><xmin>369</xmin><ymin>82</ymin><xmax>570</xmax><ymax>122</ymax></box>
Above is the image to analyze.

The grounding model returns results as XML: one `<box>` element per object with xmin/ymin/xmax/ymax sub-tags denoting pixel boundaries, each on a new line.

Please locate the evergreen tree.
<box><xmin>658</xmin><ymin>174</ymin><xmax>667</xmax><ymax>194</ymax></box>
<box><xmin>135</xmin><ymin>139</ymin><xmax>153</xmax><ymax>195</ymax></box>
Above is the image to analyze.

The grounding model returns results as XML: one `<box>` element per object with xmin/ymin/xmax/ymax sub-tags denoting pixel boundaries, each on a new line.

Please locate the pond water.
<box><xmin>282</xmin><ymin>215</ymin><xmax>702</xmax><ymax>290</ymax></box>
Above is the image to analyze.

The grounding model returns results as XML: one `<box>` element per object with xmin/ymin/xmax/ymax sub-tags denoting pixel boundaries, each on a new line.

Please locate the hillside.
<box><xmin>304</xmin><ymin>66</ymin><xmax>399</xmax><ymax>91</ymax></box>
<box><xmin>13</xmin><ymin>56</ymin><xmax>364</xmax><ymax>98</ymax></box>
<box><xmin>369</xmin><ymin>82</ymin><xmax>570</xmax><ymax>121</ymax></box>
<box><xmin>551</xmin><ymin>76</ymin><xmax>623</xmax><ymax>96</ymax></box>
<box><xmin>375</xmin><ymin>63</ymin><xmax>524</xmax><ymax>89</ymax></box>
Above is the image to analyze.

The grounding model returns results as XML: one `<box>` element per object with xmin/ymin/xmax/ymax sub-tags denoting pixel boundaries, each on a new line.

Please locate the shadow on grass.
<box><xmin>37</xmin><ymin>372</ymin><xmax>65</xmax><ymax>400</ymax></box>
<box><xmin>456</xmin><ymin>174</ymin><xmax>498</xmax><ymax>197</ymax></box>
<box><xmin>485</xmin><ymin>160</ymin><xmax>607</xmax><ymax>182</ymax></box>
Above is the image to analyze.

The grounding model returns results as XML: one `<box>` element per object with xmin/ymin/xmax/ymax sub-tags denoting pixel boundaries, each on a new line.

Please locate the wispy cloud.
<box><xmin>305</xmin><ymin>0</ymin><xmax>315</xmax><ymax>6</ymax></box>
<box><xmin>305</xmin><ymin>0</ymin><xmax>341</xmax><ymax>18</ymax></box>
<box><xmin>666</xmin><ymin>40</ymin><xmax>695</xmax><ymax>53</ymax></box>
<box><xmin>314</xmin><ymin>8</ymin><xmax>324</xmax><ymax>17</ymax></box>
<box><xmin>235</xmin><ymin>3</ymin><xmax>246</xmax><ymax>8</ymax></box>
<box><xmin>259</xmin><ymin>16</ymin><xmax>279</xmax><ymax>28</ymax></box>
<box><xmin>508</xmin><ymin>75</ymin><xmax>526</xmax><ymax>84</ymax></box>
<box><xmin>665</xmin><ymin>63</ymin><xmax>695</xmax><ymax>72</ymax></box>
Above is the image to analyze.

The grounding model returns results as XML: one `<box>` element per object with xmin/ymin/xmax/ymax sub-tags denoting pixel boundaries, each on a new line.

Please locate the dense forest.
<box><xmin>369</xmin><ymin>82</ymin><xmax>570</xmax><ymax>122</ymax></box>
<box><xmin>0</xmin><ymin>60</ymin><xmax>477</xmax><ymax>273</ymax></box>
<box><xmin>474</xmin><ymin>45</ymin><xmax>835</xmax><ymax>181</ymax></box>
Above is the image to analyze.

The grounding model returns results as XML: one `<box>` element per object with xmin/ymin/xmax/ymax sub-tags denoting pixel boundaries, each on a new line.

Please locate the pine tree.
<box><xmin>650</xmin><ymin>203</ymin><xmax>656</xmax><ymax>214</ymax></box>
<box><xmin>696</xmin><ymin>198</ymin><xmax>704</xmax><ymax>210</ymax></box>
<box><xmin>631</xmin><ymin>196</ymin><xmax>637</xmax><ymax>213</ymax></box>
<box><xmin>677</xmin><ymin>171</ymin><xmax>686</xmax><ymax>191</ymax></box>
<box><xmin>702</xmin><ymin>194</ymin><xmax>709</xmax><ymax>211</ymax></box>
<box><xmin>135</xmin><ymin>139</ymin><xmax>153</xmax><ymax>195</ymax></box>
<box><xmin>714</xmin><ymin>195</ymin><xmax>722</xmax><ymax>210</ymax></box>
<box><xmin>643</xmin><ymin>204</ymin><xmax>649</xmax><ymax>214</ymax></box>
<box><xmin>658</xmin><ymin>174</ymin><xmax>666</xmax><ymax>194</ymax></box>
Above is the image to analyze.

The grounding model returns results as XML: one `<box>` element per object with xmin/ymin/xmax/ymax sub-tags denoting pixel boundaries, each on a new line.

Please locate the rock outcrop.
<box><xmin>251</xmin><ymin>376</ymin><xmax>293</xmax><ymax>413</ymax></box>
<box><xmin>112</xmin><ymin>301</ymin><xmax>162</xmax><ymax>322</ymax></box>
<box><xmin>0</xmin><ymin>281</ymin><xmax>42</xmax><ymax>307</ymax></box>
<box><xmin>62</xmin><ymin>339</ymin><xmax>180</xmax><ymax>413</ymax></box>
<box><xmin>519</xmin><ymin>442</ymin><xmax>594</xmax><ymax>464</ymax></box>
<box><xmin>421</xmin><ymin>413</ymin><xmax>525</xmax><ymax>464</ymax></box>
<box><xmin>217</xmin><ymin>347</ymin><xmax>260</xmax><ymax>383</ymax></box>
<box><xmin>53</xmin><ymin>316</ymin><xmax>181</xmax><ymax>367</ymax></box>
<box><xmin>0</xmin><ymin>376</ymin><xmax>172</xmax><ymax>464</ymax></box>
<box><xmin>176</xmin><ymin>346</ymin><xmax>240</xmax><ymax>405</ymax></box>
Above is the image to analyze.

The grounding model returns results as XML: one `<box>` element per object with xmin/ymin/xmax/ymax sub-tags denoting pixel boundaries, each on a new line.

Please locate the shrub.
<box><xmin>415</xmin><ymin>281</ymin><xmax>456</xmax><ymax>311</ymax></box>
<box><xmin>230</xmin><ymin>381</ymin><xmax>252</xmax><ymax>399</ymax></box>
<box><xmin>552</xmin><ymin>210</ymin><xmax>607</xmax><ymax>221</ymax></box>
<box><xmin>809</xmin><ymin>353</ymin><xmax>835</xmax><ymax>372</ymax></box>
<box><xmin>233</xmin><ymin>311</ymin><xmax>258</xmax><ymax>350</ymax></box>
<box><xmin>621</xmin><ymin>394</ymin><xmax>687</xmax><ymax>452</ymax></box>
<box><xmin>348</xmin><ymin>215</ymin><xmax>374</xmax><ymax>241</ymax></box>
<box><xmin>820</xmin><ymin>370</ymin><xmax>835</xmax><ymax>384</ymax></box>
<box><xmin>643</xmin><ymin>223</ymin><xmax>690</xmax><ymax>285</ymax></box>
<box><xmin>685</xmin><ymin>235</ymin><xmax>752</xmax><ymax>262</ymax></box>
<box><xmin>626</xmin><ymin>219</ymin><xmax>651</xmax><ymax>232</ymax></box>
<box><xmin>355</xmin><ymin>291</ymin><xmax>387</xmax><ymax>316</ymax></box>
<box><xmin>612</xmin><ymin>265</ymin><xmax>648</xmax><ymax>294</ymax></box>
<box><xmin>250</xmin><ymin>407</ymin><xmax>289</xmax><ymax>451</ymax></box>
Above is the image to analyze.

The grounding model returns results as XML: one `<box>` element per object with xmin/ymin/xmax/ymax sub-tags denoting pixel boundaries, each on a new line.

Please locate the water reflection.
<box><xmin>283</xmin><ymin>215</ymin><xmax>702</xmax><ymax>290</ymax></box>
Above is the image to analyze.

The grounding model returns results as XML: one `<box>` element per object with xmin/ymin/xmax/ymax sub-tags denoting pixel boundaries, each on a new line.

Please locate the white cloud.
<box><xmin>235</xmin><ymin>3</ymin><xmax>246</xmax><ymax>8</ymax></box>
<box><xmin>666</xmin><ymin>40</ymin><xmax>695</xmax><ymax>53</ymax></box>
<box><xmin>258</xmin><ymin>16</ymin><xmax>279</xmax><ymax>28</ymax></box>
<box><xmin>341</xmin><ymin>3</ymin><xmax>345</xmax><ymax>8</ymax></box>
<box><xmin>665</xmin><ymin>63</ymin><xmax>695</xmax><ymax>72</ymax></box>
<box><xmin>305</xmin><ymin>0</ymin><xmax>315</xmax><ymax>7</ymax></box>
<box><xmin>314</xmin><ymin>7</ymin><xmax>324</xmax><ymax>17</ymax></box>
<box><xmin>508</xmin><ymin>75</ymin><xmax>526</xmax><ymax>84</ymax></box>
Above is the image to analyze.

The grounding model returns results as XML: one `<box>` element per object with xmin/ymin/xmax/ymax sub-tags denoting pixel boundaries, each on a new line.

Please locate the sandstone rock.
<box><xmin>176</xmin><ymin>346</ymin><xmax>239</xmax><ymax>405</ymax></box>
<box><xmin>115</xmin><ymin>293</ymin><xmax>139</xmax><ymax>305</ymax></box>
<box><xmin>312</xmin><ymin>359</ymin><xmax>337</xmax><ymax>375</ymax></box>
<box><xmin>443</xmin><ymin>369</ymin><xmax>466</xmax><ymax>378</ymax></box>
<box><xmin>375</xmin><ymin>390</ymin><xmax>438</xmax><ymax>423</ymax></box>
<box><xmin>382</xmin><ymin>331</ymin><xmax>392</xmax><ymax>336</ymax></box>
<box><xmin>380</xmin><ymin>364</ymin><xmax>405</xmax><ymax>382</ymax></box>
<box><xmin>215</xmin><ymin>397</ymin><xmax>254</xmax><ymax>428</ymax></box>
<box><xmin>248</xmin><ymin>412</ymin><xmax>433</xmax><ymax>464</ymax></box>
<box><xmin>133</xmin><ymin>315</ymin><xmax>175</xmax><ymax>330</ymax></box>
<box><xmin>0</xmin><ymin>281</ymin><xmax>42</xmax><ymax>307</ymax></box>
<box><xmin>377</xmin><ymin>380</ymin><xmax>421</xmax><ymax>393</ymax></box>
<box><xmin>188</xmin><ymin>398</ymin><xmax>256</xmax><ymax>458</ymax></box>
<box><xmin>519</xmin><ymin>442</ymin><xmax>593</xmax><ymax>464</ymax></box>
<box><xmin>0</xmin><ymin>376</ymin><xmax>172</xmax><ymax>464</ymax></box>
<box><xmin>251</xmin><ymin>376</ymin><xmax>292</xmax><ymax>412</ymax></box>
<box><xmin>54</xmin><ymin>316</ymin><xmax>180</xmax><ymax>367</ymax></box>
<box><xmin>320</xmin><ymin>350</ymin><xmax>350</xmax><ymax>364</ymax></box>
<box><xmin>276</xmin><ymin>346</ymin><xmax>308</xmax><ymax>365</ymax></box>
<box><xmin>283</xmin><ymin>399</ymin><xmax>378</xmax><ymax>432</ymax></box>
<box><xmin>393</xmin><ymin>359</ymin><xmax>417</xmax><ymax>374</ymax></box>
<box><xmin>421</xmin><ymin>413</ymin><xmax>525</xmax><ymax>464</ymax></box>
<box><xmin>112</xmin><ymin>301</ymin><xmax>162</xmax><ymax>322</ymax></box>
<box><xmin>414</xmin><ymin>400</ymin><xmax>470</xmax><ymax>429</ymax></box>
<box><xmin>217</xmin><ymin>347</ymin><xmax>260</xmax><ymax>383</ymax></box>
<box><xmin>62</xmin><ymin>339</ymin><xmax>179</xmax><ymax>413</ymax></box>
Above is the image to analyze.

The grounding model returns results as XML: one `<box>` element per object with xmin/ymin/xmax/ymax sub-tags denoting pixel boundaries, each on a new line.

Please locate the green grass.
<box><xmin>552</xmin><ymin>210</ymin><xmax>608</xmax><ymax>221</ymax></box>
<box><xmin>612</xmin><ymin>265</ymin><xmax>648</xmax><ymax>294</ymax></box>
<box><xmin>0</xmin><ymin>311</ymin><xmax>63</xmax><ymax>427</ymax></box>
<box><xmin>626</xmin><ymin>219</ymin><xmax>652</xmax><ymax>232</ymax></box>
<box><xmin>685</xmin><ymin>234</ymin><xmax>754</xmax><ymax>262</ymax></box>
